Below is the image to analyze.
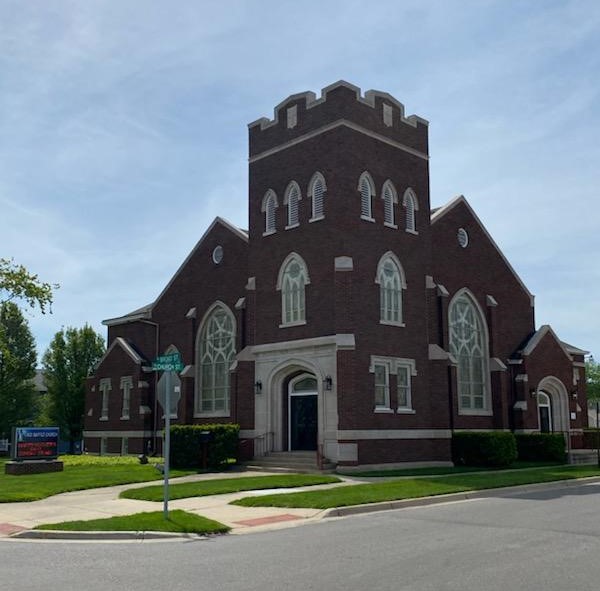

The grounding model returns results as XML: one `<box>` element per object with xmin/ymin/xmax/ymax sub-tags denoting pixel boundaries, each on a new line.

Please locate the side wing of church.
<box><xmin>83</xmin><ymin>81</ymin><xmax>588</xmax><ymax>468</ymax></box>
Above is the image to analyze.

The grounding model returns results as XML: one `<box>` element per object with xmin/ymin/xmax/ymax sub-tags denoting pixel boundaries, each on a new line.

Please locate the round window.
<box><xmin>212</xmin><ymin>245</ymin><xmax>224</xmax><ymax>264</ymax></box>
<box><xmin>457</xmin><ymin>228</ymin><xmax>469</xmax><ymax>248</ymax></box>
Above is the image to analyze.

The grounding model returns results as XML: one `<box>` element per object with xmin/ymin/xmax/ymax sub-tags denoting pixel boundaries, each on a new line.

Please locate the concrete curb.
<box><xmin>12</xmin><ymin>529</ymin><xmax>207</xmax><ymax>541</ymax></box>
<box><xmin>7</xmin><ymin>476</ymin><xmax>600</xmax><ymax>541</ymax></box>
<box><xmin>321</xmin><ymin>476</ymin><xmax>600</xmax><ymax>518</ymax></box>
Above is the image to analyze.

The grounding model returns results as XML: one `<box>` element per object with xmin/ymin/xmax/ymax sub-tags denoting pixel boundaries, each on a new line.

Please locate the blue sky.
<box><xmin>2</xmin><ymin>0</ymin><xmax>599</xmax><ymax>361</ymax></box>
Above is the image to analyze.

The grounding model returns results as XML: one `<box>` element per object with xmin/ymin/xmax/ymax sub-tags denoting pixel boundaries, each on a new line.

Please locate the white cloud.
<box><xmin>1</xmin><ymin>0</ymin><xmax>599</xmax><ymax>359</ymax></box>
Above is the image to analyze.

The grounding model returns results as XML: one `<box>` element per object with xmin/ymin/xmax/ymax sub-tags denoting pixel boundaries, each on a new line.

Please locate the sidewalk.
<box><xmin>3</xmin><ymin>470</ymin><xmax>600</xmax><ymax>540</ymax></box>
<box><xmin>0</xmin><ymin>470</ymin><xmax>353</xmax><ymax>538</ymax></box>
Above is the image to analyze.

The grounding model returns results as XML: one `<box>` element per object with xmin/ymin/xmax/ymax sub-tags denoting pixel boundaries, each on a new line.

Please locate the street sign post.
<box><xmin>151</xmin><ymin>353</ymin><xmax>184</xmax><ymax>519</ymax></box>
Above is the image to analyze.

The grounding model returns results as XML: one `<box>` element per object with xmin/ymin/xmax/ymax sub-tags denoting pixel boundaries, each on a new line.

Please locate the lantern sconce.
<box><xmin>254</xmin><ymin>380</ymin><xmax>262</xmax><ymax>395</ymax></box>
<box><xmin>570</xmin><ymin>389</ymin><xmax>578</xmax><ymax>400</ymax></box>
<box><xmin>324</xmin><ymin>375</ymin><xmax>333</xmax><ymax>391</ymax></box>
<box><xmin>529</xmin><ymin>389</ymin><xmax>537</xmax><ymax>398</ymax></box>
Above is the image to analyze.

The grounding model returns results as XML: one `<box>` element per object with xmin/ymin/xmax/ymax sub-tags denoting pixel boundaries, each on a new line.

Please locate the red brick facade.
<box><xmin>84</xmin><ymin>82</ymin><xmax>587</xmax><ymax>467</ymax></box>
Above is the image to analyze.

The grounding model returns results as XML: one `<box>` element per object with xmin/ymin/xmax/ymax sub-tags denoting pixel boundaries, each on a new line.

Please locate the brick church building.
<box><xmin>83</xmin><ymin>81</ymin><xmax>588</xmax><ymax>468</ymax></box>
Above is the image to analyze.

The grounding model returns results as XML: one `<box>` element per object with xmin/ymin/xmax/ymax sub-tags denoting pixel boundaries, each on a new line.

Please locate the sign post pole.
<box><xmin>151</xmin><ymin>352</ymin><xmax>183</xmax><ymax>522</ymax></box>
<box><xmin>163</xmin><ymin>370</ymin><xmax>171</xmax><ymax>520</ymax></box>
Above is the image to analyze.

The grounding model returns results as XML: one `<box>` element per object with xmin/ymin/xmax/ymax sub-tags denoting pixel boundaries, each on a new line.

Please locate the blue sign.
<box><xmin>12</xmin><ymin>427</ymin><xmax>60</xmax><ymax>461</ymax></box>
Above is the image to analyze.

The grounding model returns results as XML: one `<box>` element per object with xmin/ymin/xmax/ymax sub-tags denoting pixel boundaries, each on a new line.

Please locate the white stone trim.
<box><xmin>248</xmin><ymin>80</ymin><xmax>428</xmax><ymax>131</ymax></box>
<box><xmin>334</xmin><ymin>256</ymin><xmax>353</xmax><ymax>271</ymax></box>
<box><xmin>249</xmin><ymin>119</ymin><xmax>429</xmax><ymax>163</ymax></box>
<box><xmin>337</xmin><ymin>429</ymin><xmax>451</xmax><ymax>440</ymax></box>
<box><xmin>521</xmin><ymin>325</ymin><xmax>573</xmax><ymax>361</ymax></box>
<box><xmin>84</xmin><ymin>430</ymin><xmax>153</xmax><ymax>438</ymax></box>
<box><xmin>513</xmin><ymin>401</ymin><xmax>528</xmax><ymax>411</ymax></box>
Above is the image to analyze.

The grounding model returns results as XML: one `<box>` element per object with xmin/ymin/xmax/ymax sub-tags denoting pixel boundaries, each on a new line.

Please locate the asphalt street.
<box><xmin>3</xmin><ymin>481</ymin><xmax>600</xmax><ymax>591</ymax></box>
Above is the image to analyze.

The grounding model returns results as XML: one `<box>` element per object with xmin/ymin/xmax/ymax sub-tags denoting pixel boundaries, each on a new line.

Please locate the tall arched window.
<box><xmin>284</xmin><ymin>181</ymin><xmax>301</xmax><ymax>228</ymax></box>
<box><xmin>375</xmin><ymin>252</ymin><xmax>406</xmax><ymax>325</ymax></box>
<box><xmin>381</xmin><ymin>180</ymin><xmax>398</xmax><ymax>227</ymax></box>
<box><xmin>277</xmin><ymin>253</ymin><xmax>310</xmax><ymax>326</ymax></box>
<box><xmin>261</xmin><ymin>190</ymin><xmax>278</xmax><ymax>235</ymax></box>
<box><xmin>358</xmin><ymin>172</ymin><xmax>375</xmax><ymax>220</ymax></box>
<box><xmin>403</xmin><ymin>188</ymin><xmax>419</xmax><ymax>233</ymax></box>
<box><xmin>537</xmin><ymin>391</ymin><xmax>552</xmax><ymax>433</ymax></box>
<box><xmin>448</xmin><ymin>291</ymin><xmax>489</xmax><ymax>413</ymax></box>
<box><xmin>195</xmin><ymin>304</ymin><xmax>236</xmax><ymax>416</ymax></box>
<box><xmin>308</xmin><ymin>172</ymin><xmax>326</xmax><ymax>221</ymax></box>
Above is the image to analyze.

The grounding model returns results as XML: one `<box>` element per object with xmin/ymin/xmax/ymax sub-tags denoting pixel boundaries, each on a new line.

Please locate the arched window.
<box><xmin>277</xmin><ymin>253</ymin><xmax>310</xmax><ymax>326</ymax></box>
<box><xmin>403</xmin><ymin>188</ymin><xmax>419</xmax><ymax>233</ymax></box>
<box><xmin>195</xmin><ymin>304</ymin><xmax>236</xmax><ymax>416</ymax></box>
<box><xmin>375</xmin><ymin>252</ymin><xmax>406</xmax><ymax>325</ymax></box>
<box><xmin>261</xmin><ymin>190</ymin><xmax>278</xmax><ymax>235</ymax></box>
<box><xmin>284</xmin><ymin>181</ymin><xmax>301</xmax><ymax>228</ymax></box>
<box><xmin>448</xmin><ymin>291</ymin><xmax>489</xmax><ymax>413</ymax></box>
<box><xmin>537</xmin><ymin>391</ymin><xmax>552</xmax><ymax>433</ymax></box>
<box><xmin>358</xmin><ymin>172</ymin><xmax>375</xmax><ymax>220</ymax></box>
<box><xmin>381</xmin><ymin>180</ymin><xmax>398</xmax><ymax>227</ymax></box>
<box><xmin>308</xmin><ymin>172</ymin><xmax>326</xmax><ymax>221</ymax></box>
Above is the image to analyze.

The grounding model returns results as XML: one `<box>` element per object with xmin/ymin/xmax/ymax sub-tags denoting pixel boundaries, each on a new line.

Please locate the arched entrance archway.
<box><xmin>535</xmin><ymin>376</ymin><xmax>569</xmax><ymax>433</ymax></box>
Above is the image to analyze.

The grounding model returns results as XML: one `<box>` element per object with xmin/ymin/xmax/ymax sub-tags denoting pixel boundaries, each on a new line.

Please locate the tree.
<box><xmin>0</xmin><ymin>302</ymin><xmax>37</xmax><ymax>438</ymax></box>
<box><xmin>43</xmin><ymin>325</ymin><xmax>105</xmax><ymax>452</ymax></box>
<box><xmin>586</xmin><ymin>356</ymin><xmax>600</xmax><ymax>401</ymax></box>
<box><xmin>0</xmin><ymin>258</ymin><xmax>58</xmax><ymax>314</ymax></box>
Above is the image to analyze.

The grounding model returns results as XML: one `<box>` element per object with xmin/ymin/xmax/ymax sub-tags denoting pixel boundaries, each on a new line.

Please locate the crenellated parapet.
<box><xmin>248</xmin><ymin>80</ymin><xmax>429</xmax><ymax>160</ymax></box>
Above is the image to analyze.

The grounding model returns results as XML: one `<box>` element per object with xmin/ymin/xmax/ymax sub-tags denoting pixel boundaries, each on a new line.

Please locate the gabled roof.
<box><xmin>102</xmin><ymin>217</ymin><xmax>247</xmax><ymax>327</ymax></box>
<box><xmin>520</xmin><ymin>325</ymin><xmax>573</xmax><ymax>362</ymax></box>
<box><xmin>431</xmin><ymin>195</ymin><xmax>534</xmax><ymax>305</ymax></box>
<box><xmin>103</xmin><ymin>303</ymin><xmax>152</xmax><ymax>327</ymax></box>
<box><xmin>95</xmin><ymin>337</ymin><xmax>148</xmax><ymax>370</ymax></box>
<box><xmin>561</xmin><ymin>340</ymin><xmax>589</xmax><ymax>356</ymax></box>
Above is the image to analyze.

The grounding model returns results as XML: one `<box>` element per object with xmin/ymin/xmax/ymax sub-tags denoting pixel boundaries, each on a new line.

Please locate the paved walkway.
<box><xmin>0</xmin><ymin>471</ymin><xmax>356</xmax><ymax>538</ymax></box>
<box><xmin>4</xmin><ymin>469</ymin><xmax>599</xmax><ymax>540</ymax></box>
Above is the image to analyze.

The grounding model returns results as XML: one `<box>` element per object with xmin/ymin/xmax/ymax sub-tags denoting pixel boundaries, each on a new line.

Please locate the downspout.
<box><xmin>140</xmin><ymin>319</ymin><xmax>160</xmax><ymax>454</ymax></box>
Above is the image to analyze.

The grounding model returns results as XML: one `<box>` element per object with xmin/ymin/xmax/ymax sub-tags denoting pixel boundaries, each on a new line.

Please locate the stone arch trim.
<box><xmin>535</xmin><ymin>375</ymin><xmax>569</xmax><ymax>433</ymax></box>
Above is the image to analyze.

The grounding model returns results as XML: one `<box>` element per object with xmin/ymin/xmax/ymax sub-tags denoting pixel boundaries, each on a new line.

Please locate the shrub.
<box><xmin>170</xmin><ymin>424</ymin><xmax>240</xmax><ymax>470</ymax></box>
<box><xmin>452</xmin><ymin>431</ymin><xmax>517</xmax><ymax>467</ymax></box>
<box><xmin>515</xmin><ymin>433</ymin><xmax>566</xmax><ymax>463</ymax></box>
<box><xmin>582</xmin><ymin>429</ymin><xmax>600</xmax><ymax>450</ymax></box>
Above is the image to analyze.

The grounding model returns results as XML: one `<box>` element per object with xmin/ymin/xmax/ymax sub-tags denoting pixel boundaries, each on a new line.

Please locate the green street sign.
<box><xmin>152</xmin><ymin>353</ymin><xmax>184</xmax><ymax>372</ymax></box>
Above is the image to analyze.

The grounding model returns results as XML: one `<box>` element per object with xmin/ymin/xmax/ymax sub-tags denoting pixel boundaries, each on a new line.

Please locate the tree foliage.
<box><xmin>43</xmin><ymin>325</ymin><xmax>105</xmax><ymax>450</ymax></box>
<box><xmin>586</xmin><ymin>356</ymin><xmax>600</xmax><ymax>401</ymax></box>
<box><xmin>0</xmin><ymin>302</ymin><xmax>37</xmax><ymax>437</ymax></box>
<box><xmin>0</xmin><ymin>258</ymin><xmax>58</xmax><ymax>314</ymax></box>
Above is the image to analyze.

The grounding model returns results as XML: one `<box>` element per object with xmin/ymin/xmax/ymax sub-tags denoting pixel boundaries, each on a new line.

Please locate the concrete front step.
<box><xmin>570</xmin><ymin>450</ymin><xmax>600</xmax><ymax>465</ymax></box>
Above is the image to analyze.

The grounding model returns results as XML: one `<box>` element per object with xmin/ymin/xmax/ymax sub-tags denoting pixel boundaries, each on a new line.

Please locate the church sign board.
<box><xmin>12</xmin><ymin>427</ymin><xmax>60</xmax><ymax>461</ymax></box>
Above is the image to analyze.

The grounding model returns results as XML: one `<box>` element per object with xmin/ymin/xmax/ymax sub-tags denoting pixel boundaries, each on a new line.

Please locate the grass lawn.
<box><xmin>232</xmin><ymin>465</ymin><xmax>600</xmax><ymax>509</ymax></box>
<box><xmin>340</xmin><ymin>461</ymin><xmax>563</xmax><ymax>478</ymax></box>
<box><xmin>34</xmin><ymin>509</ymin><xmax>229</xmax><ymax>534</ymax></box>
<box><xmin>0</xmin><ymin>456</ymin><xmax>194</xmax><ymax>503</ymax></box>
<box><xmin>120</xmin><ymin>474</ymin><xmax>341</xmax><ymax>501</ymax></box>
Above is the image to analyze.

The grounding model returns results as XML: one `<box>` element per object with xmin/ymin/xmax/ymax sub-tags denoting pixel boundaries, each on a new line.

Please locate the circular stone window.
<box><xmin>457</xmin><ymin>228</ymin><xmax>469</xmax><ymax>248</ymax></box>
<box><xmin>212</xmin><ymin>245</ymin><xmax>224</xmax><ymax>264</ymax></box>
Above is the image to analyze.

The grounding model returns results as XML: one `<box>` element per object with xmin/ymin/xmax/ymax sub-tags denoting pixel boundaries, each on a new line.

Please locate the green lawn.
<box><xmin>120</xmin><ymin>474</ymin><xmax>341</xmax><ymax>501</ymax></box>
<box><xmin>35</xmin><ymin>509</ymin><xmax>229</xmax><ymax>534</ymax></box>
<box><xmin>0</xmin><ymin>456</ymin><xmax>194</xmax><ymax>503</ymax></box>
<box><xmin>232</xmin><ymin>465</ymin><xmax>600</xmax><ymax>509</ymax></box>
<box><xmin>340</xmin><ymin>461</ymin><xmax>563</xmax><ymax>478</ymax></box>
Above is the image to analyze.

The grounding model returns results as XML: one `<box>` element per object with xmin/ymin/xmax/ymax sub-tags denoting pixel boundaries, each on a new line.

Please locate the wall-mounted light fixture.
<box><xmin>570</xmin><ymin>389</ymin><xmax>578</xmax><ymax>400</ymax></box>
<box><xmin>324</xmin><ymin>375</ymin><xmax>333</xmax><ymax>391</ymax></box>
<box><xmin>254</xmin><ymin>380</ymin><xmax>262</xmax><ymax>395</ymax></box>
<box><xmin>529</xmin><ymin>389</ymin><xmax>537</xmax><ymax>398</ymax></box>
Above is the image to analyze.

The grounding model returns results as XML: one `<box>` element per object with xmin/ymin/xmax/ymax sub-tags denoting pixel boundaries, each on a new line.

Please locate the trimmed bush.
<box><xmin>582</xmin><ymin>429</ymin><xmax>600</xmax><ymax>450</ymax></box>
<box><xmin>170</xmin><ymin>424</ymin><xmax>240</xmax><ymax>470</ymax></box>
<box><xmin>452</xmin><ymin>431</ymin><xmax>517</xmax><ymax>467</ymax></box>
<box><xmin>515</xmin><ymin>433</ymin><xmax>566</xmax><ymax>463</ymax></box>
